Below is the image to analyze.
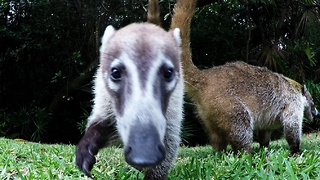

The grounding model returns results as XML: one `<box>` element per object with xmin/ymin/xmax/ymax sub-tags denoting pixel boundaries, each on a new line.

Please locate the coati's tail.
<box><xmin>171</xmin><ymin>0</ymin><xmax>200</xmax><ymax>94</ymax></box>
<box><xmin>147</xmin><ymin>0</ymin><xmax>161</xmax><ymax>26</ymax></box>
<box><xmin>171</xmin><ymin>0</ymin><xmax>196</xmax><ymax>43</ymax></box>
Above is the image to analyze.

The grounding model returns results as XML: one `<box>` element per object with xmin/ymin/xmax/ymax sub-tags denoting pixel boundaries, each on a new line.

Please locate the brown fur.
<box><xmin>170</xmin><ymin>0</ymin><xmax>318</xmax><ymax>153</ymax></box>
<box><xmin>147</xmin><ymin>0</ymin><xmax>161</xmax><ymax>26</ymax></box>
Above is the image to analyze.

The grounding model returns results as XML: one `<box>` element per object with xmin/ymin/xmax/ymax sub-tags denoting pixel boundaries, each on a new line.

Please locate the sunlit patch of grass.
<box><xmin>0</xmin><ymin>132</ymin><xmax>320</xmax><ymax>179</ymax></box>
<box><xmin>172</xmin><ymin>132</ymin><xmax>320</xmax><ymax>179</ymax></box>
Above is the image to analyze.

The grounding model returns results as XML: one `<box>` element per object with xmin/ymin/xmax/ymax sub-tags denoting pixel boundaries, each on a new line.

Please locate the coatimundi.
<box><xmin>170</xmin><ymin>0</ymin><xmax>319</xmax><ymax>153</ymax></box>
<box><xmin>75</xmin><ymin>0</ymin><xmax>184</xmax><ymax>179</ymax></box>
<box><xmin>190</xmin><ymin>61</ymin><xmax>318</xmax><ymax>153</ymax></box>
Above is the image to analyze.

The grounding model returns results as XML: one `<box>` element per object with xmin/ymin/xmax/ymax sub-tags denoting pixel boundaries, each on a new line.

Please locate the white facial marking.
<box><xmin>106</xmin><ymin>59</ymin><xmax>122</xmax><ymax>92</ymax></box>
<box><xmin>147</xmin><ymin>53</ymin><xmax>177</xmax><ymax>93</ymax></box>
<box><xmin>115</xmin><ymin>52</ymin><xmax>175</xmax><ymax>145</ymax></box>
<box><xmin>164</xmin><ymin>60</ymin><xmax>178</xmax><ymax>91</ymax></box>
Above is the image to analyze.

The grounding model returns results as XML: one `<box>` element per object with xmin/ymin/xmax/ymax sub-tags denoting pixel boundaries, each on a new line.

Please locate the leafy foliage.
<box><xmin>0</xmin><ymin>0</ymin><xmax>155</xmax><ymax>143</ymax></box>
<box><xmin>77</xmin><ymin>108</ymin><xmax>90</xmax><ymax>134</ymax></box>
<box><xmin>191</xmin><ymin>1</ymin><xmax>247</xmax><ymax>67</ymax></box>
<box><xmin>0</xmin><ymin>104</ymin><xmax>52</xmax><ymax>142</ymax></box>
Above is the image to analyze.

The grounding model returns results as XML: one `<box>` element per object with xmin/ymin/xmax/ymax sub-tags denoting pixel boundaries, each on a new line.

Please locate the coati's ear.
<box><xmin>302</xmin><ymin>85</ymin><xmax>307</xmax><ymax>95</ymax></box>
<box><xmin>100</xmin><ymin>25</ymin><xmax>115</xmax><ymax>52</ymax></box>
<box><xmin>171</xmin><ymin>28</ymin><xmax>181</xmax><ymax>46</ymax></box>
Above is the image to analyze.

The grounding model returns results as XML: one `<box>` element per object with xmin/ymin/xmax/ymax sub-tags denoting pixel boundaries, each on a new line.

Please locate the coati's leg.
<box><xmin>257</xmin><ymin>130</ymin><xmax>271</xmax><ymax>148</ymax></box>
<box><xmin>229</xmin><ymin>127</ymin><xmax>253</xmax><ymax>153</ymax></box>
<box><xmin>283</xmin><ymin>119</ymin><xmax>301</xmax><ymax>154</ymax></box>
<box><xmin>210</xmin><ymin>130</ymin><xmax>228</xmax><ymax>152</ymax></box>
<box><xmin>228</xmin><ymin>103</ymin><xmax>253</xmax><ymax>153</ymax></box>
<box><xmin>76</xmin><ymin>119</ymin><xmax>116</xmax><ymax>177</ymax></box>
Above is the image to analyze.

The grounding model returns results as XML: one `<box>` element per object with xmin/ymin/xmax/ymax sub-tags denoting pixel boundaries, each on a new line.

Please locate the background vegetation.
<box><xmin>0</xmin><ymin>0</ymin><xmax>320</xmax><ymax>144</ymax></box>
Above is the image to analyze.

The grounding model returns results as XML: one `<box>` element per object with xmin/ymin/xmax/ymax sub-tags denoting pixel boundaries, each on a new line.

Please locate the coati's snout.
<box><xmin>312</xmin><ymin>107</ymin><xmax>320</xmax><ymax>118</ymax></box>
<box><xmin>303</xmin><ymin>85</ymin><xmax>319</xmax><ymax>120</ymax></box>
<box><xmin>311</xmin><ymin>108</ymin><xmax>320</xmax><ymax>117</ymax></box>
<box><xmin>124</xmin><ymin>123</ymin><xmax>165</xmax><ymax>167</ymax></box>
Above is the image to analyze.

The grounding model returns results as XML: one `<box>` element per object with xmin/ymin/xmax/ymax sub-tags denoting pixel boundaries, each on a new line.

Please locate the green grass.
<box><xmin>0</xmin><ymin>132</ymin><xmax>320</xmax><ymax>179</ymax></box>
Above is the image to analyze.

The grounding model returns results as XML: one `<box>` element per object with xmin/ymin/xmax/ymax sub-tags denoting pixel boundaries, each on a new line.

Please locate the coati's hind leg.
<box><xmin>76</xmin><ymin>119</ymin><xmax>116</xmax><ymax>177</ymax></box>
<box><xmin>210</xmin><ymin>131</ymin><xmax>228</xmax><ymax>152</ymax></box>
<box><xmin>256</xmin><ymin>130</ymin><xmax>271</xmax><ymax>148</ymax></box>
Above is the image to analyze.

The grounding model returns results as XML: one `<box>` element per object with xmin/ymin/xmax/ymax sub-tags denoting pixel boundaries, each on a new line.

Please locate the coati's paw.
<box><xmin>75</xmin><ymin>138</ymin><xmax>99</xmax><ymax>177</ymax></box>
<box><xmin>290</xmin><ymin>149</ymin><xmax>301</xmax><ymax>156</ymax></box>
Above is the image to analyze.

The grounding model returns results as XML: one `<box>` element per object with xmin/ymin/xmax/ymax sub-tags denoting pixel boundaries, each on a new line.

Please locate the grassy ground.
<box><xmin>0</xmin><ymin>132</ymin><xmax>319</xmax><ymax>180</ymax></box>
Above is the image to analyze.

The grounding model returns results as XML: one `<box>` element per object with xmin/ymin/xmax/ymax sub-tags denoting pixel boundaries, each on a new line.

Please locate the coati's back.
<box><xmin>189</xmin><ymin>61</ymin><xmax>320</xmax><ymax>153</ymax></box>
<box><xmin>196</xmin><ymin>61</ymin><xmax>304</xmax><ymax>126</ymax></box>
<box><xmin>204</xmin><ymin>61</ymin><xmax>296</xmax><ymax>95</ymax></box>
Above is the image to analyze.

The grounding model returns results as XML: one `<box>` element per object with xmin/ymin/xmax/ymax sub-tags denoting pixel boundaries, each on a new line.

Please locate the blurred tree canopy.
<box><xmin>0</xmin><ymin>0</ymin><xmax>319</xmax><ymax>144</ymax></box>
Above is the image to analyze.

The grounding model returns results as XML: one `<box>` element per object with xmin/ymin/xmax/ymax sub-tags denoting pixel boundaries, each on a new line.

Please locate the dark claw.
<box><xmin>76</xmin><ymin>140</ymin><xmax>98</xmax><ymax>177</ymax></box>
<box><xmin>75</xmin><ymin>120</ymin><xmax>117</xmax><ymax>177</ymax></box>
<box><xmin>82</xmin><ymin>160</ymin><xmax>94</xmax><ymax>177</ymax></box>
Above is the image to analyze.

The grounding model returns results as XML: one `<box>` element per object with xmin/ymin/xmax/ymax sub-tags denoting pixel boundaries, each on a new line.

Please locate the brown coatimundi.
<box><xmin>170</xmin><ymin>0</ymin><xmax>319</xmax><ymax>153</ymax></box>
<box><xmin>191</xmin><ymin>61</ymin><xmax>318</xmax><ymax>153</ymax></box>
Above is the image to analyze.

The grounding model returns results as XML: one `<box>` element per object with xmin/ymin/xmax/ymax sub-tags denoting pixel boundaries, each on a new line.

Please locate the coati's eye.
<box><xmin>163</xmin><ymin>68</ymin><xmax>174</xmax><ymax>81</ymax></box>
<box><xmin>111</xmin><ymin>67</ymin><xmax>121</xmax><ymax>81</ymax></box>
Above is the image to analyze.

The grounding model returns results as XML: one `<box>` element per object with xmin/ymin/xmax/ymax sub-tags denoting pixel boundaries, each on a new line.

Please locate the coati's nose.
<box><xmin>124</xmin><ymin>123</ymin><xmax>165</xmax><ymax>167</ymax></box>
